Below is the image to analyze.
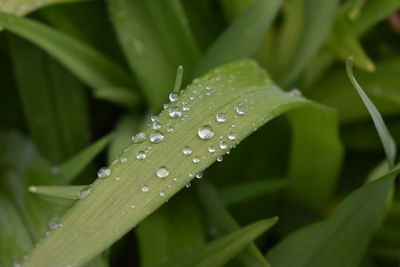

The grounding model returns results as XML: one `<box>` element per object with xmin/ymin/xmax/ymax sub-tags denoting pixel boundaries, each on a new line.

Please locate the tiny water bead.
<box><xmin>151</xmin><ymin>115</ymin><xmax>158</xmax><ymax>122</ymax></box>
<box><xmin>220</xmin><ymin>141</ymin><xmax>228</xmax><ymax>150</ymax></box>
<box><xmin>182</xmin><ymin>105</ymin><xmax>190</xmax><ymax>111</ymax></box>
<box><xmin>228</xmin><ymin>133</ymin><xmax>237</xmax><ymax>141</ymax></box>
<box><xmin>152</xmin><ymin>123</ymin><xmax>162</xmax><ymax>130</ymax></box>
<box><xmin>141</xmin><ymin>185</ymin><xmax>149</xmax><ymax>192</ymax></box>
<box><xmin>193</xmin><ymin>157</ymin><xmax>200</xmax><ymax>163</ymax></box>
<box><xmin>289</xmin><ymin>89</ymin><xmax>302</xmax><ymax>97</ymax></box>
<box><xmin>49</xmin><ymin>222</ymin><xmax>59</xmax><ymax>230</ymax></box>
<box><xmin>150</xmin><ymin>131</ymin><xmax>165</xmax><ymax>143</ymax></box>
<box><xmin>235</xmin><ymin>104</ymin><xmax>247</xmax><ymax>115</ymax></box>
<box><xmin>159</xmin><ymin>191</ymin><xmax>166</xmax><ymax>197</ymax></box>
<box><xmin>136</xmin><ymin>151</ymin><xmax>146</xmax><ymax>160</ymax></box>
<box><xmin>130</xmin><ymin>205</ymin><xmax>136</xmax><ymax>209</ymax></box>
<box><xmin>169</xmin><ymin>92</ymin><xmax>179</xmax><ymax>102</ymax></box>
<box><xmin>196</xmin><ymin>172</ymin><xmax>203</xmax><ymax>179</ymax></box>
<box><xmin>183</xmin><ymin>146</ymin><xmax>192</xmax><ymax>155</ymax></box>
<box><xmin>217</xmin><ymin>155</ymin><xmax>224</xmax><ymax>162</ymax></box>
<box><xmin>185</xmin><ymin>183</ymin><xmax>191</xmax><ymax>188</ymax></box>
<box><xmin>216</xmin><ymin>113</ymin><xmax>226</xmax><ymax>123</ymax></box>
<box><xmin>167</xmin><ymin>127</ymin><xmax>174</xmax><ymax>133</ymax></box>
<box><xmin>168</xmin><ymin>107</ymin><xmax>182</xmax><ymax>118</ymax></box>
<box><xmin>77</xmin><ymin>188</ymin><xmax>91</xmax><ymax>199</ymax></box>
<box><xmin>132</xmin><ymin>132</ymin><xmax>147</xmax><ymax>144</ymax></box>
<box><xmin>97</xmin><ymin>167</ymin><xmax>111</xmax><ymax>178</ymax></box>
<box><xmin>120</xmin><ymin>157</ymin><xmax>128</xmax><ymax>163</ymax></box>
<box><xmin>156</xmin><ymin>167</ymin><xmax>169</xmax><ymax>178</ymax></box>
<box><xmin>198</xmin><ymin>125</ymin><xmax>215</xmax><ymax>140</ymax></box>
<box><xmin>208</xmin><ymin>145</ymin><xmax>216</xmax><ymax>153</ymax></box>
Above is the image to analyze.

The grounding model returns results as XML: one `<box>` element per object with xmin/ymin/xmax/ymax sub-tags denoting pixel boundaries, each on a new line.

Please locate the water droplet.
<box><xmin>167</xmin><ymin>127</ymin><xmax>174</xmax><ymax>133</ymax></box>
<box><xmin>151</xmin><ymin>115</ymin><xmax>158</xmax><ymax>122</ymax></box>
<box><xmin>150</xmin><ymin>131</ymin><xmax>165</xmax><ymax>143</ymax></box>
<box><xmin>216</xmin><ymin>113</ymin><xmax>226</xmax><ymax>123</ymax></box>
<box><xmin>141</xmin><ymin>185</ymin><xmax>149</xmax><ymax>192</ymax></box>
<box><xmin>132</xmin><ymin>132</ymin><xmax>147</xmax><ymax>144</ymax></box>
<box><xmin>13</xmin><ymin>263</ymin><xmax>21</xmax><ymax>267</ymax></box>
<box><xmin>182</xmin><ymin>105</ymin><xmax>190</xmax><ymax>111</ymax></box>
<box><xmin>220</xmin><ymin>141</ymin><xmax>228</xmax><ymax>150</ymax></box>
<box><xmin>228</xmin><ymin>133</ymin><xmax>237</xmax><ymax>140</ymax></box>
<box><xmin>130</xmin><ymin>204</ymin><xmax>136</xmax><ymax>209</ymax></box>
<box><xmin>193</xmin><ymin>157</ymin><xmax>200</xmax><ymax>163</ymax></box>
<box><xmin>115</xmin><ymin>176</ymin><xmax>120</xmax><ymax>181</ymax></box>
<box><xmin>198</xmin><ymin>125</ymin><xmax>215</xmax><ymax>140</ymax></box>
<box><xmin>77</xmin><ymin>188</ymin><xmax>91</xmax><ymax>199</ymax></box>
<box><xmin>168</xmin><ymin>107</ymin><xmax>182</xmax><ymax>118</ymax></box>
<box><xmin>185</xmin><ymin>183</ymin><xmax>191</xmax><ymax>188</ymax></box>
<box><xmin>159</xmin><ymin>191</ymin><xmax>166</xmax><ymax>197</ymax></box>
<box><xmin>152</xmin><ymin>123</ymin><xmax>162</xmax><ymax>130</ymax></box>
<box><xmin>216</xmin><ymin>155</ymin><xmax>223</xmax><ymax>162</ymax></box>
<box><xmin>183</xmin><ymin>147</ymin><xmax>192</xmax><ymax>155</ymax></box>
<box><xmin>208</xmin><ymin>145</ymin><xmax>216</xmax><ymax>153</ymax></box>
<box><xmin>120</xmin><ymin>157</ymin><xmax>128</xmax><ymax>163</ymax></box>
<box><xmin>97</xmin><ymin>167</ymin><xmax>111</xmax><ymax>178</ymax></box>
<box><xmin>169</xmin><ymin>92</ymin><xmax>179</xmax><ymax>102</ymax></box>
<box><xmin>289</xmin><ymin>89</ymin><xmax>302</xmax><ymax>97</ymax></box>
<box><xmin>163</xmin><ymin>103</ymin><xmax>169</xmax><ymax>109</ymax></box>
<box><xmin>136</xmin><ymin>151</ymin><xmax>146</xmax><ymax>160</ymax></box>
<box><xmin>49</xmin><ymin>222</ymin><xmax>59</xmax><ymax>230</ymax></box>
<box><xmin>235</xmin><ymin>104</ymin><xmax>247</xmax><ymax>115</ymax></box>
<box><xmin>173</xmin><ymin>178</ymin><xmax>178</xmax><ymax>182</ymax></box>
<box><xmin>156</xmin><ymin>167</ymin><xmax>169</xmax><ymax>178</ymax></box>
<box><xmin>196</xmin><ymin>172</ymin><xmax>203</xmax><ymax>179</ymax></box>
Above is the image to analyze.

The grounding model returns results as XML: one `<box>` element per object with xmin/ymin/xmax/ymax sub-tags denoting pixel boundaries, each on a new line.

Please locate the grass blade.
<box><xmin>268</xmin><ymin>167</ymin><xmax>400</xmax><ymax>267</ymax></box>
<box><xmin>28</xmin><ymin>185</ymin><xmax>89</xmax><ymax>200</ymax></box>
<box><xmin>0</xmin><ymin>11</ymin><xmax>137</xmax><ymax>108</ymax></box>
<box><xmin>346</xmin><ymin>58</ymin><xmax>397</xmax><ymax>168</ymax></box>
<box><xmin>159</xmin><ymin>218</ymin><xmax>278</xmax><ymax>267</ymax></box>
<box><xmin>59</xmin><ymin>134</ymin><xmax>113</xmax><ymax>183</ymax></box>
<box><xmin>197</xmin><ymin>182</ymin><xmax>271</xmax><ymax>267</ymax></box>
<box><xmin>0</xmin><ymin>0</ymin><xmax>81</xmax><ymax>17</ymax></box>
<box><xmin>23</xmin><ymin>60</ymin><xmax>340</xmax><ymax>266</ymax></box>
<box><xmin>194</xmin><ymin>0</ymin><xmax>282</xmax><ymax>76</ymax></box>
<box><xmin>275</xmin><ymin>0</ymin><xmax>339</xmax><ymax>85</ymax></box>
<box><xmin>107</xmin><ymin>0</ymin><xmax>200</xmax><ymax>110</ymax></box>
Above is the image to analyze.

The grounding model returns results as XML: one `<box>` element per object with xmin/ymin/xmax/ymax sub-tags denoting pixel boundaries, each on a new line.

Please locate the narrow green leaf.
<box><xmin>136</xmin><ymin>192</ymin><xmax>206</xmax><ymax>267</ymax></box>
<box><xmin>0</xmin><ymin>0</ymin><xmax>81</xmax><ymax>17</ymax></box>
<box><xmin>59</xmin><ymin>133</ymin><xmax>113</xmax><ymax>183</ymax></box>
<box><xmin>28</xmin><ymin>185</ymin><xmax>89</xmax><ymax>200</ymax></box>
<box><xmin>221</xmin><ymin>177</ymin><xmax>292</xmax><ymax>205</ymax></box>
<box><xmin>23</xmin><ymin>60</ymin><xmax>340</xmax><ymax>266</ymax></box>
<box><xmin>275</xmin><ymin>0</ymin><xmax>339</xmax><ymax>85</ymax></box>
<box><xmin>268</xmin><ymin>167</ymin><xmax>400</xmax><ymax>267</ymax></box>
<box><xmin>346</xmin><ymin>59</ymin><xmax>397</xmax><ymax>169</ymax></box>
<box><xmin>160</xmin><ymin>218</ymin><xmax>278</xmax><ymax>267</ymax></box>
<box><xmin>197</xmin><ymin>182</ymin><xmax>271</xmax><ymax>267</ymax></box>
<box><xmin>343</xmin><ymin>0</ymin><xmax>366</xmax><ymax>20</ymax></box>
<box><xmin>0</xmin><ymin>12</ymin><xmax>137</xmax><ymax>108</ymax></box>
<box><xmin>194</xmin><ymin>0</ymin><xmax>282</xmax><ymax>76</ymax></box>
<box><xmin>107</xmin><ymin>0</ymin><xmax>200</xmax><ymax>110</ymax></box>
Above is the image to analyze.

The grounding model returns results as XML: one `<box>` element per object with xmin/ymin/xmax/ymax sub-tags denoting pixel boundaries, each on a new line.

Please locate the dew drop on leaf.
<box><xmin>228</xmin><ymin>133</ymin><xmax>237</xmax><ymax>140</ymax></box>
<box><xmin>97</xmin><ymin>167</ymin><xmax>111</xmax><ymax>178</ymax></box>
<box><xmin>235</xmin><ymin>104</ymin><xmax>247</xmax><ymax>115</ymax></box>
<box><xmin>208</xmin><ymin>145</ymin><xmax>216</xmax><ymax>153</ymax></box>
<box><xmin>77</xmin><ymin>188</ymin><xmax>91</xmax><ymax>199</ymax></box>
<box><xmin>141</xmin><ymin>185</ymin><xmax>149</xmax><ymax>192</ymax></box>
<box><xmin>220</xmin><ymin>141</ymin><xmax>228</xmax><ymax>150</ymax></box>
<box><xmin>156</xmin><ymin>167</ymin><xmax>169</xmax><ymax>178</ymax></box>
<box><xmin>159</xmin><ymin>191</ymin><xmax>166</xmax><ymax>197</ymax></box>
<box><xmin>193</xmin><ymin>157</ymin><xmax>200</xmax><ymax>163</ymax></box>
<box><xmin>183</xmin><ymin>146</ymin><xmax>192</xmax><ymax>155</ymax></box>
<box><xmin>216</xmin><ymin>113</ymin><xmax>226</xmax><ymax>123</ymax></box>
<box><xmin>217</xmin><ymin>155</ymin><xmax>224</xmax><ymax>162</ymax></box>
<box><xmin>120</xmin><ymin>157</ymin><xmax>128</xmax><ymax>163</ymax></box>
<box><xmin>169</xmin><ymin>92</ymin><xmax>179</xmax><ymax>102</ymax></box>
<box><xmin>168</xmin><ymin>107</ymin><xmax>182</xmax><ymax>118</ymax></box>
<box><xmin>185</xmin><ymin>183</ymin><xmax>191</xmax><ymax>188</ymax></box>
<box><xmin>132</xmin><ymin>132</ymin><xmax>147</xmax><ymax>144</ymax></box>
<box><xmin>196</xmin><ymin>172</ymin><xmax>203</xmax><ymax>179</ymax></box>
<box><xmin>136</xmin><ymin>151</ymin><xmax>146</xmax><ymax>160</ymax></box>
<box><xmin>198</xmin><ymin>125</ymin><xmax>215</xmax><ymax>140</ymax></box>
<box><xmin>150</xmin><ymin>131</ymin><xmax>165</xmax><ymax>143</ymax></box>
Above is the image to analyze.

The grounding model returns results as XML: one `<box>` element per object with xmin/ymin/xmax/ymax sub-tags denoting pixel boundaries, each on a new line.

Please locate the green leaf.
<box><xmin>23</xmin><ymin>60</ymin><xmax>340</xmax><ymax>266</ymax></box>
<box><xmin>0</xmin><ymin>11</ymin><xmax>137</xmax><ymax>108</ymax></box>
<box><xmin>268</xmin><ymin>167</ymin><xmax>400</xmax><ymax>267</ymax></box>
<box><xmin>197</xmin><ymin>182</ymin><xmax>270</xmax><ymax>267</ymax></box>
<box><xmin>159</xmin><ymin>218</ymin><xmax>278</xmax><ymax>267</ymax></box>
<box><xmin>194</xmin><ymin>0</ymin><xmax>282</xmax><ymax>76</ymax></box>
<box><xmin>9</xmin><ymin>35</ymin><xmax>91</xmax><ymax>163</ymax></box>
<box><xmin>107</xmin><ymin>0</ymin><xmax>200</xmax><ymax>110</ymax></box>
<box><xmin>0</xmin><ymin>0</ymin><xmax>81</xmax><ymax>18</ymax></box>
<box><xmin>28</xmin><ymin>185</ymin><xmax>89</xmax><ymax>200</ymax></box>
<box><xmin>346</xmin><ymin>59</ymin><xmax>397</xmax><ymax>169</ymax></box>
<box><xmin>275</xmin><ymin>0</ymin><xmax>339</xmax><ymax>85</ymax></box>
<box><xmin>136</xmin><ymin>192</ymin><xmax>206</xmax><ymax>267</ymax></box>
<box><xmin>59</xmin><ymin>133</ymin><xmax>113</xmax><ymax>183</ymax></box>
<box><xmin>221</xmin><ymin>177</ymin><xmax>293</xmax><ymax>206</ymax></box>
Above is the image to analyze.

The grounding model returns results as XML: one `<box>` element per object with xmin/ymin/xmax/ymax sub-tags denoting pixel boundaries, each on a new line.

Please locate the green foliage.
<box><xmin>0</xmin><ymin>0</ymin><xmax>399</xmax><ymax>266</ymax></box>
